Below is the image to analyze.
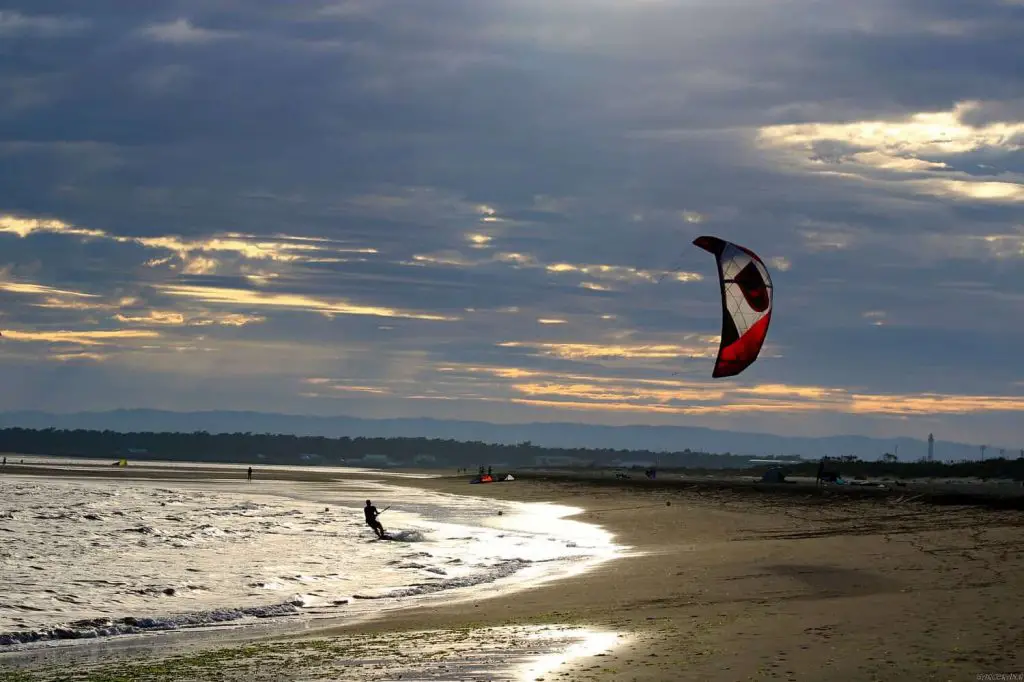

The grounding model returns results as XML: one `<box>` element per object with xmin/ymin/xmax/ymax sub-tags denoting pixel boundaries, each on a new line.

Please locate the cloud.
<box><xmin>862</xmin><ymin>311</ymin><xmax>887</xmax><ymax>327</ymax></box>
<box><xmin>758</xmin><ymin>101</ymin><xmax>1024</xmax><ymax>160</ymax></box>
<box><xmin>1</xmin><ymin>0</ymin><xmax>1023</xmax><ymax>446</ymax></box>
<box><xmin>302</xmin><ymin>377</ymin><xmax>390</xmax><ymax>395</ymax></box>
<box><xmin>545</xmin><ymin>262</ymin><xmax>703</xmax><ymax>285</ymax></box>
<box><xmin>0</xmin><ymin>279</ymin><xmax>98</xmax><ymax>300</ymax></box>
<box><xmin>113</xmin><ymin>310</ymin><xmax>265</xmax><ymax>327</ymax></box>
<box><xmin>135</xmin><ymin>233</ymin><xmax>377</xmax><ymax>267</ymax></box>
<box><xmin>0</xmin><ymin>11</ymin><xmax>90</xmax><ymax>38</ymax></box>
<box><xmin>156</xmin><ymin>284</ymin><xmax>459</xmax><ymax>322</ymax></box>
<box><xmin>0</xmin><ymin>215</ymin><xmax>106</xmax><ymax>240</ymax></box>
<box><xmin>757</xmin><ymin>101</ymin><xmax>1024</xmax><ymax>204</ymax></box>
<box><xmin>138</xmin><ymin>19</ymin><xmax>238</xmax><ymax>44</ymax></box>
<box><xmin>2</xmin><ymin>329</ymin><xmax>159</xmax><ymax>346</ymax></box>
<box><xmin>405</xmin><ymin>246</ymin><xmax>704</xmax><ymax>291</ymax></box>
<box><xmin>0</xmin><ymin>213</ymin><xmax>378</xmax><ymax>277</ymax></box>
<box><xmin>498</xmin><ymin>339</ymin><xmax>719</xmax><ymax>361</ymax></box>
<box><xmin>311</xmin><ymin>361</ymin><xmax>1024</xmax><ymax>420</ymax></box>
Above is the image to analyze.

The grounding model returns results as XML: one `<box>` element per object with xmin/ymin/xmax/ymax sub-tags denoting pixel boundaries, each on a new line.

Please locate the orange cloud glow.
<box><xmin>2</xmin><ymin>329</ymin><xmax>160</xmax><ymax>346</ymax></box>
<box><xmin>157</xmin><ymin>284</ymin><xmax>459</xmax><ymax>321</ymax></box>
<box><xmin>427</xmin><ymin>362</ymin><xmax>1024</xmax><ymax>417</ymax></box>
<box><xmin>113</xmin><ymin>310</ymin><xmax>266</xmax><ymax>327</ymax></box>
<box><xmin>498</xmin><ymin>339</ymin><xmax>719</xmax><ymax>360</ymax></box>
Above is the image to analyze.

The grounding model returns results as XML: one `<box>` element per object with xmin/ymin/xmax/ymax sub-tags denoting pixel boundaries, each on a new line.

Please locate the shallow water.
<box><xmin>0</xmin><ymin>473</ymin><xmax>625</xmax><ymax>649</ymax></box>
<box><xmin>4</xmin><ymin>454</ymin><xmax>442</xmax><ymax>478</ymax></box>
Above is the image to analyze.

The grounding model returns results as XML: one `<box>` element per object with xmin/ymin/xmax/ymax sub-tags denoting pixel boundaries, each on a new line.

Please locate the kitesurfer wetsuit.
<box><xmin>364</xmin><ymin>500</ymin><xmax>385</xmax><ymax>538</ymax></box>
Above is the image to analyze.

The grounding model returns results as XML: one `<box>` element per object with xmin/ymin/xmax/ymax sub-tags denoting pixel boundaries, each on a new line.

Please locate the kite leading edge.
<box><xmin>693</xmin><ymin>235</ymin><xmax>773</xmax><ymax>378</ymax></box>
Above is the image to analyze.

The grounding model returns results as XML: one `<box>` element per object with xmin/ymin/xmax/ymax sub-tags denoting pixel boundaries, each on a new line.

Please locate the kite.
<box><xmin>693</xmin><ymin>235</ymin><xmax>773</xmax><ymax>378</ymax></box>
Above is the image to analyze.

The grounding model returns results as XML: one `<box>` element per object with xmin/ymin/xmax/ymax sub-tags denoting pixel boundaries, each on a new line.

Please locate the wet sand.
<box><xmin>2</xmin><ymin>463</ymin><xmax>1023</xmax><ymax>681</ymax></box>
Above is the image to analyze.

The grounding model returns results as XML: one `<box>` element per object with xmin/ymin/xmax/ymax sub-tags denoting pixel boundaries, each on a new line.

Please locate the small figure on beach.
<box><xmin>816</xmin><ymin>457</ymin><xmax>836</xmax><ymax>486</ymax></box>
<box><xmin>247</xmin><ymin>466</ymin><xmax>253</xmax><ymax>482</ymax></box>
<box><xmin>364</xmin><ymin>500</ymin><xmax>385</xmax><ymax>539</ymax></box>
<box><xmin>816</xmin><ymin>457</ymin><xmax>841</xmax><ymax>485</ymax></box>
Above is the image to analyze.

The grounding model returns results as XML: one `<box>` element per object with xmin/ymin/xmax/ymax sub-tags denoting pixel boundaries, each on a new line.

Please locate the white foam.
<box><xmin>0</xmin><ymin>474</ymin><xmax>626</xmax><ymax>649</ymax></box>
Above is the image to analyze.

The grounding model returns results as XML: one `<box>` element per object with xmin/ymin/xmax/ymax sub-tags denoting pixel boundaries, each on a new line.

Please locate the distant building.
<box><xmin>361</xmin><ymin>454</ymin><xmax>398</xmax><ymax>467</ymax></box>
<box><xmin>927</xmin><ymin>433</ymin><xmax>934</xmax><ymax>461</ymax></box>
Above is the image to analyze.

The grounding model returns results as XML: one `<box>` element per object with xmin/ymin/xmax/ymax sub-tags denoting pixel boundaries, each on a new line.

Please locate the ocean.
<box><xmin>0</xmin><ymin>460</ymin><xmax>625</xmax><ymax>651</ymax></box>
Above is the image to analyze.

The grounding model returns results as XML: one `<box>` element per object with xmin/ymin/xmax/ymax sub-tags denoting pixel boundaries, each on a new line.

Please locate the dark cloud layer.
<box><xmin>2</xmin><ymin>1</ymin><xmax>1024</xmax><ymax>447</ymax></box>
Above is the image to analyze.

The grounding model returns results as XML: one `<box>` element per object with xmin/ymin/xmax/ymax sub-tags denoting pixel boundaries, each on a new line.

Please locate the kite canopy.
<box><xmin>693</xmin><ymin>235</ymin><xmax>773</xmax><ymax>378</ymax></box>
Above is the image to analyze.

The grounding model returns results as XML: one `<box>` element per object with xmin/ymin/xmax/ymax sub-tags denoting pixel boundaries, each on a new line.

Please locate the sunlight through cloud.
<box><xmin>2</xmin><ymin>329</ymin><xmax>160</xmax><ymax>346</ymax></box>
<box><xmin>757</xmin><ymin>101</ymin><xmax>1024</xmax><ymax>204</ymax></box>
<box><xmin>157</xmin><ymin>284</ymin><xmax>459</xmax><ymax>321</ymax></box>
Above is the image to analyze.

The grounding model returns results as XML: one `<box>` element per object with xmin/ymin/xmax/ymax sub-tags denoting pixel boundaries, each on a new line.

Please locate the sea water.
<box><xmin>0</xmin><ymin>469</ymin><xmax>624</xmax><ymax>649</ymax></box>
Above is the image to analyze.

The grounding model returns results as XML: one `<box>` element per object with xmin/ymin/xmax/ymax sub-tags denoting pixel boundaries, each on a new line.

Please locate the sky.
<box><xmin>1</xmin><ymin>0</ymin><xmax>1023</xmax><ymax>448</ymax></box>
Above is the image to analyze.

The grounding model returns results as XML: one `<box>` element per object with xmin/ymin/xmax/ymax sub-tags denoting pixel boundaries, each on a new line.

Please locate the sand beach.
<box><xmin>1</xmin><ymin>459</ymin><xmax>1022</xmax><ymax>681</ymax></box>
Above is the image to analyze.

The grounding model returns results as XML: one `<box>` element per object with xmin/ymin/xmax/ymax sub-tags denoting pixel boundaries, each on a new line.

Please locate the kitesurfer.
<box><xmin>364</xmin><ymin>499</ymin><xmax>385</xmax><ymax>539</ymax></box>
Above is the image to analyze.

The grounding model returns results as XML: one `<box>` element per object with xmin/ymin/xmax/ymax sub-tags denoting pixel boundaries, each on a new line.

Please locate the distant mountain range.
<box><xmin>0</xmin><ymin>409</ymin><xmax>1003</xmax><ymax>462</ymax></box>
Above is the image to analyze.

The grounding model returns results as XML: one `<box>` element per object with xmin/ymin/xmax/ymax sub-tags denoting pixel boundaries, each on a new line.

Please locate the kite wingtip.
<box><xmin>692</xmin><ymin>235</ymin><xmax>723</xmax><ymax>253</ymax></box>
<box><xmin>711</xmin><ymin>364</ymin><xmax>746</xmax><ymax>379</ymax></box>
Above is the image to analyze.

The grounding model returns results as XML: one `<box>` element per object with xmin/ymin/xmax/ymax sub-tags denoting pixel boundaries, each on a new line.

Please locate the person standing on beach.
<box><xmin>364</xmin><ymin>500</ymin><xmax>385</xmax><ymax>538</ymax></box>
<box><xmin>247</xmin><ymin>466</ymin><xmax>253</xmax><ymax>482</ymax></box>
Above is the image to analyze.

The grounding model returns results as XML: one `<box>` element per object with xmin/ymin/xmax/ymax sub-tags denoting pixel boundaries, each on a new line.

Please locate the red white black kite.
<box><xmin>693</xmin><ymin>236</ymin><xmax>773</xmax><ymax>378</ymax></box>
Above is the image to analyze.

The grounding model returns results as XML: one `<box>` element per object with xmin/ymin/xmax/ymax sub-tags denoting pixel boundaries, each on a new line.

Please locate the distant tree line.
<box><xmin>2</xmin><ymin>428</ymin><xmax>1019</xmax><ymax>479</ymax></box>
<box><xmin>0</xmin><ymin>427</ymin><xmax>757</xmax><ymax>469</ymax></box>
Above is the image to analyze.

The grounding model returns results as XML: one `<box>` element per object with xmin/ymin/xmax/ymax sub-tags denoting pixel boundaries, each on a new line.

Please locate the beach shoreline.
<box><xmin>0</xmin><ymin>462</ymin><xmax>631</xmax><ymax>680</ymax></box>
<box><xmin>2</xmin><ymin>461</ymin><xmax>1023</xmax><ymax>681</ymax></box>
